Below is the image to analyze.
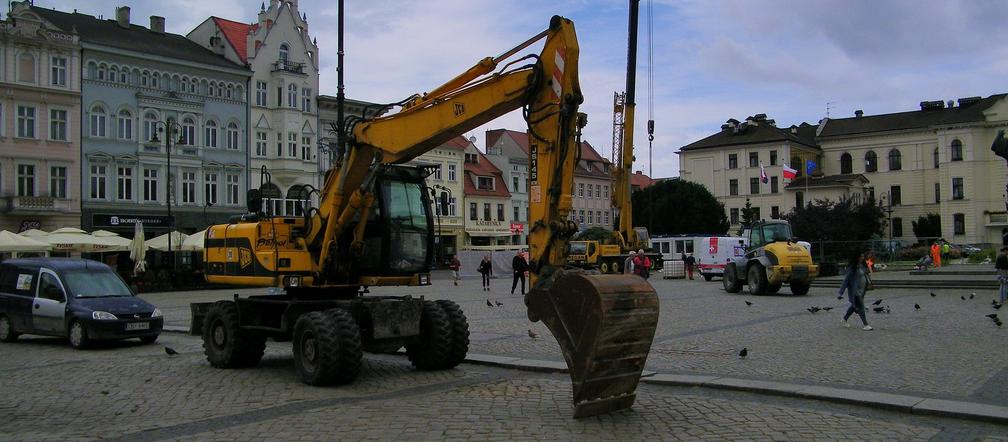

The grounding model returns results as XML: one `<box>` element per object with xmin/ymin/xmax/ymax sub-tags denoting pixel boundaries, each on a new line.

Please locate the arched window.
<box><xmin>286</xmin><ymin>184</ymin><xmax>309</xmax><ymax>216</ymax></box>
<box><xmin>117</xmin><ymin>109</ymin><xmax>132</xmax><ymax>140</ymax></box>
<box><xmin>143</xmin><ymin>112</ymin><xmax>158</xmax><ymax>142</ymax></box>
<box><xmin>181</xmin><ymin>78</ymin><xmax>189</xmax><ymax>93</ymax></box>
<box><xmin>87</xmin><ymin>61</ymin><xmax>97</xmax><ymax>80</ymax></box>
<box><xmin>89</xmin><ymin>105</ymin><xmax>107</xmax><ymax>137</ymax></box>
<box><xmin>97</xmin><ymin>63</ymin><xmax>107</xmax><ymax>81</ymax></box>
<box><xmin>279</xmin><ymin>43</ymin><xmax>289</xmax><ymax>62</ymax></box>
<box><xmin>888</xmin><ymin>149</ymin><xmax>901</xmax><ymax>171</ymax></box>
<box><xmin>109</xmin><ymin>67</ymin><xmax>118</xmax><ymax>83</ymax></box>
<box><xmin>840</xmin><ymin>153</ymin><xmax>852</xmax><ymax>174</ymax></box>
<box><xmin>226</xmin><ymin>84</ymin><xmax>233</xmax><ymax>99</ymax></box>
<box><xmin>150</xmin><ymin>73</ymin><xmax>159</xmax><ymax>88</ymax></box>
<box><xmin>209</xmin><ymin>82</ymin><xmax>217</xmax><ymax>97</ymax></box>
<box><xmin>141</xmin><ymin>71</ymin><xmax>150</xmax><ymax>87</ymax></box>
<box><xmin>864</xmin><ymin>151</ymin><xmax>877</xmax><ymax>173</ymax></box>
<box><xmin>287</xmin><ymin>84</ymin><xmax>298</xmax><ymax>108</ymax></box>
<box><xmin>181</xmin><ymin>117</ymin><xmax>195</xmax><ymax>145</ymax></box>
<box><xmin>950</xmin><ymin>139</ymin><xmax>963</xmax><ymax>161</ymax></box>
<box><xmin>933</xmin><ymin>147</ymin><xmax>939</xmax><ymax>168</ymax></box>
<box><xmin>227</xmin><ymin>122</ymin><xmax>240</xmax><ymax>150</ymax></box>
<box><xmin>204</xmin><ymin>120</ymin><xmax>218</xmax><ymax>148</ymax></box>
<box><xmin>189</xmin><ymin>78</ymin><xmax>197</xmax><ymax>94</ymax></box>
<box><xmin>119</xmin><ymin>69</ymin><xmax>128</xmax><ymax>83</ymax></box>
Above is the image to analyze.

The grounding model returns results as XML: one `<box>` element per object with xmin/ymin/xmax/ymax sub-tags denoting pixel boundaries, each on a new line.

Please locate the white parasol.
<box><xmin>180</xmin><ymin>228</ymin><xmax>207</xmax><ymax>251</ymax></box>
<box><xmin>43</xmin><ymin>227</ymin><xmax>118</xmax><ymax>253</ymax></box>
<box><xmin>19</xmin><ymin>229</ymin><xmax>49</xmax><ymax>237</ymax></box>
<box><xmin>91</xmin><ymin>230</ymin><xmax>132</xmax><ymax>252</ymax></box>
<box><xmin>128</xmin><ymin>221</ymin><xmax>147</xmax><ymax>275</ymax></box>
<box><xmin>0</xmin><ymin>230</ymin><xmax>52</xmax><ymax>253</ymax></box>
<box><xmin>144</xmin><ymin>231</ymin><xmax>188</xmax><ymax>252</ymax></box>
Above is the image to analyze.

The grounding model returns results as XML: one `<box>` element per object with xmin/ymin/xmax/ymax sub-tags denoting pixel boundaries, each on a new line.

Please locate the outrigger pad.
<box><xmin>526</xmin><ymin>270</ymin><xmax>659</xmax><ymax>418</ymax></box>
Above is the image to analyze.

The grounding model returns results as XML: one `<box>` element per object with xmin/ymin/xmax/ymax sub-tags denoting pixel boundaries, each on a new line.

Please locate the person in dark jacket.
<box><xmin>511</xmin><ymin>251</ymin><xmax>528</xmax><ymax>295</ymax></box>
<box><xmin>997</xmin><ymin>247</ymin><xmax>1008</xmax><ymax>305</ymax></box>
<box><xmin>838</xmin><ymin>250</ymin><xmax>872</xmax><ymax>331</ymax></box>
<box><xmin>478</xmin><ymin>255</ymin><xmax>493</xmax><ymax>291</ymax></box>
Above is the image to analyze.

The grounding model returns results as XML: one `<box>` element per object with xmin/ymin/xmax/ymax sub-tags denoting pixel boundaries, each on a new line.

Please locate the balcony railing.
<box><xmin>272</xmin><ymin>60</ymin><xmax>306</xmax><ymax>74</ymax></box>
<box><xmin>3</xmin><ymin>195</ymin><xmax>73</xmax><ymax>212</ymax></box>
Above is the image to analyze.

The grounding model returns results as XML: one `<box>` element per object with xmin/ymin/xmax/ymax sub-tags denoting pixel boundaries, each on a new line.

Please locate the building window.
<box><xmin>279</xmin><ymin>43</ymin><xmax>289</xmax><ymax>62</ymax></box>
<box><xmin>795</xmin><ymin>191</ymin><xmax>804</xmax><ymax>209</ymax></box>
<box><xmin>477</xmin><ymin>176</ymin><xmax>494</xmax><ymax>191</ymax></box>
<box><xmin>143</xmin><ymin>112</ymin><xmax>158</xmax><ymax>142</ymax></box>
<box><xmin>603</xmin><ymin>185</ymin><xmax>609</xmax><ymax>198</ymax></box>
<box><xmin>205</xmin><ymin>173</ymin><xmax>218</xmax><ymax>205</ymax></box>
<box><xmin>431</xmin><ymin>163</ymin><xmax>442</xmax><ymax>180</ymax></box>
<box><xmin>302</xmin><ymin>136</ymin><xmax>312</xmax><ymax>160</ymax></box>
<box><xmin>448</xmin><ymin>164</ymin><xmax>457</xmax><ymax>181</ymax></box>
<box><xmin>302</xmin><ymin>88</ymin><xmax>312</xmax><ymax>112</ymax></box>
<box><xmin>888</xmin><ymin>148</ymin><xmax>901</xmax><ymax>171</ymax></box>
<box><xmin>44</xmin><ymin>166</ymin><xmax>66</xmax><ymax>199</ymax></box>
<box><xmin>512</xmin><ymin>175</ymin><xmax>519</xmax><ymax>192</ymax></box>
<box><xmin>469</xmin><ymin>202</ymin><xmax>477</xmax><ymax>220</ymax></box>
<box><xmin>497</xmin><ymin>203</ymin><xmax>504</xmax><ymax>221</ymax></box>
<box><xmin>952</xmin><ymin>177</ymin><xmax>964</xmax><ymax>200</ymax></box>
<box><xmin>287</xmin><ymin>132</ymin><xmax>297</xmax><ymax>157</ymax></box>
<box><xmin>750</xmin><ymin>178</ymin><xmax>759</xmax><ymax>195</ymax></box>
<box><xmin>769</xmin><ymin>150</ymin><xmax>777</xmax><ymax>166</ymax></box>
<box><xmin>204</xmin><ymin>120</ymin><xmax>218</xmax><ymax>148</ymax></box>
<box><xmin>892</xmin><ymin>217</ymin><xmax>903</xmax><ymax>238</ymax></box>
<box><xmin>143</xmin><ymin>168</ymin><xmax>158</xmax><ymax>202</ymax></box>
<box><xmin>122</xmin><ymin>70</ymin><xmax>130</xmax><ymax>84</ymax></box>
<box><xmin>483</xmin><ymin>203</ymin><xmax>491</xmax><ymax>220</ymax></box>
<box><xmin>890</xmin><ymin>185</ymin><xmax>901</xmax><ymax>205</ymax></box>
<box><xmin>840</xmin><ymin>153</ymin><xmax>852</xmax><ymax>174</ymax></box>
<box><xmin>17</xmin><ymin>105</ymin><xmax>36</xmax><ymax>138</ymax></box>
<box><xmin>950</xmin><ymin>139</ymin><xmax>963</xmax><ymax>161</ymax></box>
<box><xmin>595</xmin><ymin>184</ymin><xmax>601</xmax><ymax>199</ymax></box>
<box><xmin>604</xmin><ymin>211</ymin><xmax>610</xmax><ymax>226</ymax></box>
<box><xmin>16</xmin><ymin>164</ymin><xmax>35</xmax><ymax>197</ymax></box>
<box><xmin>578</xmin><ymin>210</ymin><xmax>585</xmax><ymax>224</ymax></box>
<box><xmin>770</xmin><ymin>176</ymin><xmax>778</xmax><ymax>194</ymax></box>
<box><xmin>729</xmin><ymin>179</ymin><xmax>738</xmax><ymax>196</ymax></box>
<box><xmin>227</xmin><ymin>123</ymin><xmax>240</xmax><ymax>150</ymax></box>
<box><xmin>18</xmin><ymin>53</ymin><xmax>34</xmax><ymax>83</ymax></box>
<box><xmin>934</xmin><ymin>182</ymin><xmax>940</xmax><ymax>203</ymax></box>
<box><xmin>753</xmin><ymin>207</ymin><xmax>761</xmax><ymax>221</ymax></box>
<box><xmin>448</xmin><ymin>197</ymin><xmax>457</xmax><ymax>216</ymax></box>
<box><xmin>226</xmin><ymin>173</ymin><xmax>239</xmax><ymax>205</ymax></box>
<box><xmin>117</xmin><ymin>167</ymin><xmax>133</xmax><ymax>200</ymax></box>
<box><xmin>587</xmin><ymin>210</ymin><xmax>593</xmax><ymax>224</ymax></box>
<box><xmin>933</xmin><ymin>147</ymin><xmax>939</xmax><ymax>168</ymax></box>
<box><xmin>50</xmin><ymin>56</ymin><xmax>66</xmax><ymax>86</ymax></box>
<box><xmin>256</xmin><ymin>81</ymin><xmax>267</xmax><ymax>106</ymax></box>
<box><xmin>791</xmin><ymin>155</ymin><xmax>803</xmax><ymax>177</ymax></box>
<box><xmin>513</xmin><ymin>205</ymin><xmax>520</xmax><ymax>221</ymax></box>
<box><xmin>287</xmin><ymin>84</ymin><xmax>298</xmax><ymax>108</ymax></box>
<box><xmin>728</xmin><ymin>153</ymin><xmax>738</xmax><ymax>169</ymax></box>
<box><xmin>255</xmin><ymin>131</ymin><xmax>268</xmax><ymax>157</ymax></box>
<box><xmin>864</xmin><ymin>151</ymin><xmax>877</xmax><ymax>172</ymax></box>
<box><xmin>181</xmin><ymin>117</ymin><xmax>195</xmax><ymax>145</ymax></box>
<box><xmin>953</xmin><ymin>213</ymin><xmax>965</xmax><ymax>235</ymax></box>
<box><xmin>749</xmin><ymin>152</ymin><xmax>758</xmax><ymax>167</ymax></box>
<box><xmin>181</xmin><ymin>171</ymin><xmax>196</xmax><ymax>204</ymax></box>
<box><xmin>730</xmin><ymin>208</ymin><xmax>739</xmax><ymax>224</ymax></box>
<box><xmin>578</xmin><ymin>182</ymin><xmax>584</xmax><ymax>197</ymax></box>
<box><xmin>90</xmin><ymin>164</ymin><xmax>107</xmax><ymax>199</ymax></box>
<box><xmin>49</xmin><ymin>109</ymin><xmax>67</xmax><ymax>141</ymax></box>
<box><xmin>117</xmin><ymin>110</ymin><xmax>132</xmax><ymax>140</ymax></box>
<box><xmin>771</xmin><ymin>206</ymin><xmax>780</xmax><ymax>219</ymax></box>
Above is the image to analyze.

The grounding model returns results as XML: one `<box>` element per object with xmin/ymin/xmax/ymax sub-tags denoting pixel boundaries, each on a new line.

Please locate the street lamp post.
<box><xmin>151</xmin><ymin>121</ymin><xmax>185</xmax><ymax>270</ymax></box>
<box><xmin>878</xmin><ymin>192</ymin><xmax>892</xmax><ymax>252</ymax></box>
<box><xmin>430</xmin><ymin>184</ymin><xmax>452</xmax><ymax>266</ymax></box>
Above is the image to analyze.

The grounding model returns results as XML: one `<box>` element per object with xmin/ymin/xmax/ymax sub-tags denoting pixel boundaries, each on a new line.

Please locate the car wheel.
<box><xmin>703</xmin><ymin>274</ymin><xmax>712</xmax><ymax>282</ymax></box>
<box><xmin>69</xmin><ymin>320</ymin><xmax>90</xmax><ymax>349</ymax></box>
<box><xmin>0</xmin><ymin>314</ymin><xmax>19</xmax><ymax>342</ymax></box>
<box><xmin>723</xmin><ymin>263</ymin><xmax>742</xmax><ymax>293</ymax></box>
<box><xmin>747</xmin><ymin>264</ymin><xmax>768</xmax><ymax>296</ymax></box>
<box><xmin>140</xmin><ymin>335</ymin><xmax>158</xmax><ymax>344</ymax></box>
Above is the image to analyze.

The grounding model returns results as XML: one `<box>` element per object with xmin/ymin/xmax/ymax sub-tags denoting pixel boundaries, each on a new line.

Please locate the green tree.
<box><xmin>631</xmin><ymin>179</ymin><xmax>729</xmax><ymax>235</ymax></box>
<box><xmin>911</xmin><ymin>213</ymin><xmax>941</xmax><ymax>242</ymax></box>
<box><xmin>573</xmin><ymin>226</ymin><xmax>613</xmax><ymax>243</ymax></box>
<box><xmin>738</xmin><ymin>197</ymin><xmax>759</xmax><ymax>235</ymax></box>
<box><xmin>785</xmin><ymin>197</ymin><xmax>884</xmax><ymax>260</ymax></box>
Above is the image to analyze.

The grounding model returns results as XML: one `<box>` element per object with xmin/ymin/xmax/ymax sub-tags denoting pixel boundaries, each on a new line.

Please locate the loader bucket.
<box><xmin>525</xmin><ymin>270</ymin><xmax>659</xmax><ymax>418</ymax></box>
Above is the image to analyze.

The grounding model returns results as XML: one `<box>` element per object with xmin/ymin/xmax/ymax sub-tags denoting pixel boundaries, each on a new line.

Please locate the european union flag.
<box><xmin>806</xmin><ymin>159</ymin><xmax>817</xmax><ymax>175</ymax></box>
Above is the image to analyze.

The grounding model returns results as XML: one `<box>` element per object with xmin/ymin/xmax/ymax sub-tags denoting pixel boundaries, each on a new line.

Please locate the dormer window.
<box><xmin>279</xmin><ymin>43</ymin><xmax>289</xmax><ymax>62</ymax></box>
<box><xmin>464</xmin><ymin>153</ymin><xmax>478</xmax><ymax>164</ymax></box>
<box><xmin>477</xmin><ymin>176</ymin><xmax>494</xmax><ymax>191</ymax></box>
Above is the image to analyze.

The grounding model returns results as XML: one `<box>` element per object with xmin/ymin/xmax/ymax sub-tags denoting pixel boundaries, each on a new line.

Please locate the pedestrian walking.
<box><xmin>478</xmin><ymin>255</ymin><xmax>493</xmax><ymax>291</ymax></box>
<box><xmin>685</xmin><ymin>253</ymin><xmax>696</xmax><ymax>280</ymax></box>
<box><xmin>997</xmin><ymin>247</ymin><xmax>1008</xmax><ymax>305</ymax></box>
<box><xmin>511</xmin><ymin>250</ymin><xmax>528</xmax><ymax>295</ymax></box>
<box><xmin>624</xmin><ymin>251</ymin><xmax>636</xmax><ymax>275</ymax></box>
<box><xmin>632</xmin><ymin>250</ymin><xmax>644</xmax><ymax>277</ymax></box>
<box><xmin>639</xmin><ymin>249</ymin><xmax>651</xmax><ymax>279</ymax></box>
<box><xmin>864</xmin><ymin>252</ymin><xmax>875</xmax><ymax>274</ymax></box>
<box><xmin>449</xmin><ymin>255</ymin><xmax>461</xmax><ymax>286</ymax></box>
<box><xmin>839</xmin><ymin>250</ymin><xmax>872</xmax><ymax>331</ymax></box>
<box><xmin>930</xmin><ymin>241</ymin><xmax>942</xmax><ymax>268</ymax></box>
<box><xmin>941</xmin><ymin>240</ymin><xmax>951</xmax><ymax>263</ymax></box>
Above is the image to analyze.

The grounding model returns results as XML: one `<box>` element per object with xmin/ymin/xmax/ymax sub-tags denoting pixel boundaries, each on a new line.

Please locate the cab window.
<box><xmin>37</xmin><ymin>272</ymin><xmax>66</xmax><ymax>302</ymax></box>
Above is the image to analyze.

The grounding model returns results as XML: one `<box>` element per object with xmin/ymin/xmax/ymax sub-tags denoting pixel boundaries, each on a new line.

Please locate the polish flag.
<box><xmin>782</xmin><ymin>163</ymin><xmax>797</xmax><ymax>180</ymax></box>
<box><xmin>760</xmin><ymin>163</ymin><xmax>768</xmax><ymax>184</ymax></box>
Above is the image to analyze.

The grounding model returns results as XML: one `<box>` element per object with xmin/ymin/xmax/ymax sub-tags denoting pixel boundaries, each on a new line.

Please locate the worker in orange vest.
<box><xmin>930</xmin><ymin>241</ymin><xmax>942</xmax><ymax>268</ymax></box>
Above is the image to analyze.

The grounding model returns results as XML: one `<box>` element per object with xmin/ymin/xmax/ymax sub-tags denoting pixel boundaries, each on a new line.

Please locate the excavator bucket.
<box><xmin>526</xmin><ymin>270</ymin><xmax>659</xmax><ymax>418</ymax></box>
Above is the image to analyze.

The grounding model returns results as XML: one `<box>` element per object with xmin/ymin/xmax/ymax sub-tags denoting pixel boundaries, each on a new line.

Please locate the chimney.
<box><xmin>115</xmin><ymin>6</ymin><xmax>130</xmax><ymax>28</ymax></box>
<box><xmin>150</xmin><ymin>16</ymin><xmax>165</xmax><ymax>33</ymax></box>
<box><xmin>854</xmin><ymin>109</ymin><xmax>863</xmax><ymax>118</ymax></box>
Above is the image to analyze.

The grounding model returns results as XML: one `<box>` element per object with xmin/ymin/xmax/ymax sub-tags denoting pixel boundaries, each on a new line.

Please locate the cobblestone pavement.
<box><xmin>1</xmin><ymin>332</ymin><xmax>1004</xmax><ymax>440</ymax></box>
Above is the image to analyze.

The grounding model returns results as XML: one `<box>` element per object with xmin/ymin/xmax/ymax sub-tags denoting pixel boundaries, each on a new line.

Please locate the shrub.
<box><xmin>969</xmin><ymin>248</ymin><xmax>997</xmax><ymax>264</ymax></box>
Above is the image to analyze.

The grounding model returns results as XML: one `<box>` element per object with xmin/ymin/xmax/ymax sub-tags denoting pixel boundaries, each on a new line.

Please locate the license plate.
<box><xmin>125</xmin><ymin>322</ymin><xmax>149</xmax><ymax>331</ymax></box>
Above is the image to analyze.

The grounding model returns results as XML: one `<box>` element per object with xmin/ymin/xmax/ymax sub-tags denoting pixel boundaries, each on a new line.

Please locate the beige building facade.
<box><xmin>571</xmin><ymin>141</ymin><xmax>614</xmax><ymax>230</ymax></box>
<box><xmin>407</xmin><ymin>136</ymin><xmax>466</xmax><ymax>264</ymax></box>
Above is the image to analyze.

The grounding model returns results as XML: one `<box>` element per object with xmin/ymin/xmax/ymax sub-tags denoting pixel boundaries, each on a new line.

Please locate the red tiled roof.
<box><xmin>579</xmin><ymin>141</ymin><xmax>606</xmax><ymax>162</ymax></box>
<box><xmin>441</xmin><ymin>135</ymin><xmax>471</xmax><ymax>150</ymax></box>
<box><xmin>486</xmin><ymin>129</ymin><xmax>529</xmax><ymax>155</ymax></box>
<box><xmin>463</xmin><ymin>149</ymin><xmax>511</xmax><ymax>198</ymax></box>
<box><xmin>212</xmin><ymin>17</ymin><xmax>256</xmax><ymax>64</ymax></box>
<box><xmin>630</xmin><ymin>170</ymin><xmax>655</xmax><ymax>189</ymax></box>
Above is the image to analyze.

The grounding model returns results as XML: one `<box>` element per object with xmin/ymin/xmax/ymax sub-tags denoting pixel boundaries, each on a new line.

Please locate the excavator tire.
<box><xmin>435</xmin><ymin>300</ymin><xmax>470</xmax><ymax>368</ymax></box>
<box><xmin>406</xmin><ymin>301</ymin><xmax>455</xmax><ymax>370</ymax></box>
<box><xmin>202</xmin><ymin>301</ymin><xmax>266</xmax><ymax>368</ymax></box>
<box><xmin>292</xmin><ymin>310</ymin><xmax>362</xmax><ymax>385</ymax></box>
<box><xmin>525</xmin><ymin>270</ymin><xmax>659</xmax><ymax>418</ymax></box>
<box><xmin>599</xmin><ymin>262</ymin><xmax>610</xmax><ymax>274</ymax></box>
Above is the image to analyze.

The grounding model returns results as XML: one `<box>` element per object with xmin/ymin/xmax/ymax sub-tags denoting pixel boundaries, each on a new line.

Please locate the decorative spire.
<box><xmin>312</xmin><ymin>37</ymin><xmax>317</xmax><ymax>46</ymax></box>
<box><xmin>302</xmin><ymin>12</ymin><xmax>306</xmax><ymax>21</ymax></box>
<box><xmin>261</xmin><ymin>2</ymin><xmax>265</xmax><ymax>11</ymax></box>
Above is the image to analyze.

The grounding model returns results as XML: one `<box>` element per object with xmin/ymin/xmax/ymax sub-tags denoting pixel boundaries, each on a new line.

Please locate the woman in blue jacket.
<box><xmin>838</xmin><ymin>250</ymin><xmax>872</xmax><ymax>331</ymax></box>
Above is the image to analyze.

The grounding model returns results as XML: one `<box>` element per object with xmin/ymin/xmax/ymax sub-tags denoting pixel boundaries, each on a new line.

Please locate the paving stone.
<box><xmin>913</xmin><ymin>398</ymin><xmax>1008</xmax><ymax>424</ymax></box>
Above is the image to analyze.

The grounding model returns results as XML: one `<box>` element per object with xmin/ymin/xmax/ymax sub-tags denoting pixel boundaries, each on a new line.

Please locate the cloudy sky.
<box><xmin>35</xmin><ymin>0</ymin><xmax>1008</xmax><ymax>178</ymax></box>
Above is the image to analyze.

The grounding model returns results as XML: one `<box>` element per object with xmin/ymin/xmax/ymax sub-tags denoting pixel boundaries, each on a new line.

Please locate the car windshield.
<box><xmin>569</xmin><ymin>242</ymin><xmax>588</xmax><ymax>254</ymax></box>
<box><xmin>62</xmin><ymin>270</ymin><xmax>133</xmax><ymax>298</ymax></box>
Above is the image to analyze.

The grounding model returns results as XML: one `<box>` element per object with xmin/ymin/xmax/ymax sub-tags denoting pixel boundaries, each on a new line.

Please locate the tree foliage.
<box><xmin>573</xmin><ymin>226</ymin><xmax>614</xmax><ymax>243</ymax></box>
<box><xmin>630</xmin><ymin>179</ymin><xmax>729</xmax><ymax>235</ymax></box>
<box><xmin>784</xmin><ymin>197</ymin><xmax>884</xmax><ymax>260</ymax></box>
<box><xmin>739</xmin><ymin>197</ymin><xmax>759</xmax><ymax>235</ymax></box>
<box><xmin>911</xmin><ymin>213</ymin><xmax>941</xmax><ymax>242</ymax></box>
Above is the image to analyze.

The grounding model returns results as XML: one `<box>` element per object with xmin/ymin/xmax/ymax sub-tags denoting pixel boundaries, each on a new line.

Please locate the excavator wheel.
<box><xmin>202</xmin><ymin>301</ymin><xmax>266</xmax><ymax>368</ymax></box>
<box><xmin>292</xmin><ymin>309</ymin><xmax>362</xmax><ymax>385</ymax></box>
<box><xmin>435</xmin><ymin>299</ymin><xmax>470</xmax><ymax>368</ymax></box>
<box><xmin>525</xmin><ymin>270</ymin><xmax>659</xmax><ymax>418</ymax></box>
<box><xmin>405</xmin><ymin>301</ymin><xmax>456</xmax><ymax>370</ymax></box>
<box><xmin>599</xmin><ymin>262</ymin><xmax>610</xmax><ymax>274</ymax></box>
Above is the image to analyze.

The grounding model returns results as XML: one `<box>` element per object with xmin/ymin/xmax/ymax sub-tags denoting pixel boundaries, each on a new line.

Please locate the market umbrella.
<box><xmin>144</xmin><ymin>231</ymin><xmax>188</xmax><ymax>252</ymax></box>
<box><xmin>180</xmin><ymin>229</ymin><xmax>207</xmax><ymax>251</ymax></box>
<box><xmin>128</xmin><ymin>221</ymin><xmax>147</xmax><ymax>275</ymax></box>
<box><xmin>19</xmin><ymin>229</ymin><xmax>48</xmax><ymax>237</ymax></box>
<box><xmin>43</xmin><ymin>227</ymin><xmax>117</xmax><ymax>253</ymax></box>
<box><xmin>92</xmin><ymin>230</ymin><xmax>132</xmax><ymax>252</ymax></box>
<box><xmin>0</xmin><ymin>230</ymin><xmax>52</xmax><ymax>253</ymax></box>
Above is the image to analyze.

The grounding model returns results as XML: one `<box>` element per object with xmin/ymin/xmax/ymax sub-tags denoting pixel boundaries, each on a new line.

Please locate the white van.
<box><xmin>694</xmin><ymin>236</ymin><xmax>747</xmax><ymax>281</ymax></box>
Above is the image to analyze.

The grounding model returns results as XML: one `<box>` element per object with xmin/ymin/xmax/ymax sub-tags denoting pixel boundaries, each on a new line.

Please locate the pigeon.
<box><xmin>495</xmin><ymin>300</ymin><xmax>503</xmax><ymax>307</ymax></box>
<box><xmin>837</xmin><ymin>295</ymin><xmax>844</xmax><ymax>300</ymax></box>
<box><xmin>165</xmin><ymin>347</ymin><xmax>178</xmax><ymax>356</ymax></box>
<box><xmin>528</xmin><ymin>329</ymin><xmax>539</xmax><ymax>339</ymax></box>
<box><xmin>100</xmin><ymin>390</ymin><xmax>109</xmax><ymax>395</ymax></box>
<box><xmin>871</xmin><ymin>299</ymin><xmax>883</xmax><ymax>306</ymax></box>
<box><xmin>822</xmin><ymin>307</ymin><xmax>834</xmax><ymax>312</ymax></box>
<box><xmin>914</xmin><ymin>303</ymin><xmax>921</xmax><ymax>311</ymax></box>
<box><xmin>486</xmin><ymin>299</ymin><xmax>494</xmax><ymax>307</ymax></box>
<box><xmin>885</xmin><ymin>306</ymin><xmax>891</xmax><ymax>314</ymax></box>
<box><xmin>995</xmin><ymin>303</ymin><xmax>1004</xmax><ymax>310</ymax></box>
<box><xmin>997</xmin><ymin>319</ymin><xmax>1004</xmax><ymax>327</ymax></box>
<box><xmin>987</xmin><ymin>313</ymin><xmax>999</xmax><ymax>320</ymax></box>
<box><xmin>930</xmin><ymin>292</ymin><xmax>936</xmax><ymax>297</ymax></box>
<box><xmin>738</xmin><ymin>347</ymin><xmax>748</xmax><ymax>358</ymax></box>
<box><xmin>745</xmin><ymin>300</ymin><xmax>753</xmax><ymax>306</ymax></box>
<box><xmin>872</xmin><ymin>306</ymin><xmax>885</xmax><ymax>313</ymax></box>
<box><xmin>961</xmin><ymin>296</ymin><xmax>966</xmax><ymax>301</ymax></box>
<box><xmin>807</xmin><ymin>307</ymin><xmax>821</xmax><ymax>314</ymax></box>
<box><xmin>970</xmin><ymin>292</ymin><xmax>976</xmax><ymax>300</ymax></box>
<box><xmin>995</xmin><ymin>299</ymin><xmax>1000</xmax><ymax>306</ymax></box>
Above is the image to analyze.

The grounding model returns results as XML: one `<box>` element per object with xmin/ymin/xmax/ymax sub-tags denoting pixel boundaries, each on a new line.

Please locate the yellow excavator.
<box><xmin>191</xmin><ymin>12</ymin><xmax>658</xmax><ymax>418</ymax></box>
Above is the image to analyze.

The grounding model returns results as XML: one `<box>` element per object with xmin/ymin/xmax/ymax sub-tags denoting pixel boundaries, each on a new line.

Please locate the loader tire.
<box><xmin>293</xmin><ymin>309</ymin><xmax>362</xmax><ymax>385</ymax></box>
<box><xmin>747</xmin><ymin>264</ymin><xmax>768</xmax><ymax>296</ymax></box>
<box><xmin>406</xmin><ymin>301</ymin><xmax>454</xmax><ymax>370</ymax></box>
<box><xmin>723</xmin><ymin>263</ymin><xmax>743</xmax><ymax>293</ymax></box>
<box><xmin>435</xmin><ymin>300</ymin><xmax>470</xmax><ymax>368</ymax></box>
<box><xmin>791</xmin><ymin>281</ymin><xmax>811</xmax><ymax>296</ymax></box>
<box><xmin>203</xmin><ymin>301</ymin><xmax>266</xmax><ymax>368</ymax></box>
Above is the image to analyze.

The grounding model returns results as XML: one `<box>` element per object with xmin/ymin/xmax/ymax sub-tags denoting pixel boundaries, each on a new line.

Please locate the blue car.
<box><xmin>0</xmin><ymin>258</ymin><xmax>163</xmax><ymax>349</ymax></box>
